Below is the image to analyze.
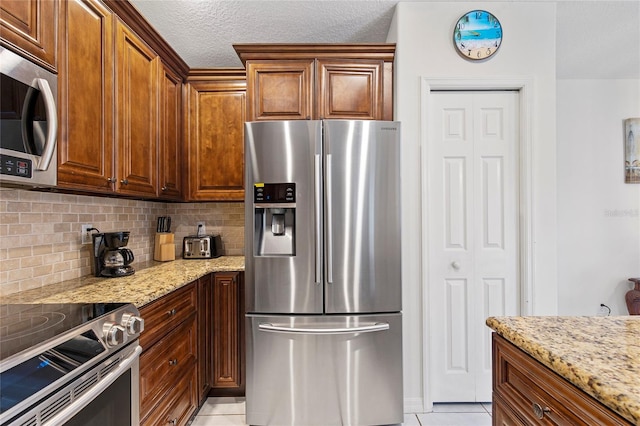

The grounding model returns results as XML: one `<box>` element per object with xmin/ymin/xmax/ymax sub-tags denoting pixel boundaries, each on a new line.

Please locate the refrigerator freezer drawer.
<box><xmin>246</xmin><ymin>313</ymin><xmax>403</xmax><ymax>426</ymax></box>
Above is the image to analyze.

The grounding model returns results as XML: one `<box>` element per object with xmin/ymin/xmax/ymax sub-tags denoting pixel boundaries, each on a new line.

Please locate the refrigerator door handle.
<box><xmin>325</xmin><ymin>154</ymin><xmax>333</xmax><ymax>284</ymax></box>
<box><xmin>258</xmin><ymin>322</ymin><xmax>389</xmax><ymax>335</ymax></box>
<box><xmin>315</xmin><ymin>154</ymin><xmax>322</xmax><ymax>284</ymax></box>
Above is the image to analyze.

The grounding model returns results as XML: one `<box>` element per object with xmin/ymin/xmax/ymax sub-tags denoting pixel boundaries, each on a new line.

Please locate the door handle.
<box><xmin>325</xmin><ymin>154</ymin><xmax>333</xmax><ymax>284</ymax></box>
<box><xmin>258</xmin><ymin>322</ymin><xmax>389</xmax><ymax>335</ymax></box>
<box><xmin>31</xmin><ymin>78</ymin><xmax>57</xmax><ymax>171</ymax></box>
<box><xmin>314</xmin><ymin>154</ymin><xmax>322</xmax><ymax>285</ymax></box>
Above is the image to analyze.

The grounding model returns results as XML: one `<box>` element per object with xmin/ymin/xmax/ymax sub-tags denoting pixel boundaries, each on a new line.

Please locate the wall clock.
<box><xmin>453</xmin><ymin>10</ymin><xmax>502</xmax><ymax>60</ymax></box>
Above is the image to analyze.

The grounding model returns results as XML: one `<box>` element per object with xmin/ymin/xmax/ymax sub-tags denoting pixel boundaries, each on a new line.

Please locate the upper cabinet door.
<box><xmin>158</xmin><ymin>63</ymin><xmax>183</xmax><ymax>200</ymax></box>
<box><xmin>116</xmin><ymin>20</ymin><xmax>159</xmax><ymax>197</ymax></box>
<box><xmin>246</xmin><ymin>60</ymin><xmax>314</xmax><ymax>121</ymax></box>
<box><xmin>0</xmin><ymin>0</ymin><xmax>57</xmax><ymax>71</ymax></box>
<box><xmin>57</xmin><ymin>0</ymin><xmax>115</xmax><ymax>192</ymax></box>
<box><xmin>316</xmin><ymin>59</ymin><xmax>383</xmax><ymax>120</ymax></box>
<box><xmin>185</xmin><ymin>78</ymin><xmax>246</xmax><ymax>201</ymax></box>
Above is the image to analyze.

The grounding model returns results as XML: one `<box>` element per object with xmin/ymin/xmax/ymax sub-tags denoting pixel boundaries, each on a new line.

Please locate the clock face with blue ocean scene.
<box><xmin>453</xmin><ymin>10</ymin><xmax>502</xmax><ymax>60</ymax></box>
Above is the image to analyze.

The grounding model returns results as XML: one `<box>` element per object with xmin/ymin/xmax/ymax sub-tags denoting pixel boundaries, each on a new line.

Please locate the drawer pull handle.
<box><xmin>168</xmin><ymin>358</ymin><xmax>178</xmax><ymax>366</ymax></box>
<box><xmin>166</xmin><ymin>308</ymin><xmax>177</xmax><ymax>317</ymax></box>
<box><xmin>532</xmin><ymin>403</ymin><xmax>551</xmax><ymax>419</ymax></box>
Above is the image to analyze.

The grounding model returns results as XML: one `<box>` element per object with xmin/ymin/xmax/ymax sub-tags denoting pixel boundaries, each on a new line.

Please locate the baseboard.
<box><xmin>403</xmin><ymin>397</ymin><xmax>425</xmax><ymax>414</ymax></box>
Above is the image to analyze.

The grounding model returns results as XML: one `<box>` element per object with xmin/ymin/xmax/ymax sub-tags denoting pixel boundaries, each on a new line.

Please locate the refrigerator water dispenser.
<box><xmin>253</xmin><ymin>183</ymin><xmax>296</xmax><ymax>256</ymax></box>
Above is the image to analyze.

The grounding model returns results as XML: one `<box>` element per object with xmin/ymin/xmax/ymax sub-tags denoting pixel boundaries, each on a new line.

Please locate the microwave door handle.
<box><xmin>33</xmin><ymin>78</ymin><xmax>58</xmax><ymax>171</ymax></box>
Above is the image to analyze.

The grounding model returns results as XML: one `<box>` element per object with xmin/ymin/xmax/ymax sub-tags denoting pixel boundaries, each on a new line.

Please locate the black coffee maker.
<box><xmin>91</xmin><ymin>230</ymin><xmax>135</xmax><ymax>277</ymax></box>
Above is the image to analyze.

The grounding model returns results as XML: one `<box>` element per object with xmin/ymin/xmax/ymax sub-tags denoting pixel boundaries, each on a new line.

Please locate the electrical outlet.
<box><xmin>81</xmin><ymin>224</ymin><xmax>93</xmax><ymax>245</ymax></box>
<box><xmin>197</xmin><ymin>222</ymin><xmax>206</xmax><ymax>236</ymax></box>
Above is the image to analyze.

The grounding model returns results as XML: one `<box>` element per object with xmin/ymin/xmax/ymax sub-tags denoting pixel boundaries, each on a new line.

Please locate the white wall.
<box><xmin>557</xmin><ymin>79</ymin><xmax>640</xmax><ymax>316</ymax></box>
<box><xmin>389</xmin><ymin>1</ymin><xmax>557</xmax><ymax>411</ymax></box>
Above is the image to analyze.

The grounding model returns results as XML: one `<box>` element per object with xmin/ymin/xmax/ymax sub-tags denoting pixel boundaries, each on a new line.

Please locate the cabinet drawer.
<box><xmin>141</xmin><ymin>363</ymin><xmax>198</xmax><ymax>426</ymax></box>
<box><xmin>140</xmin><ymin>314</ymin><xmax>197</xmax><ymax>419</ymax></box>
<box><xmin>139</xmin><ymin>282</ymin><xmax>197</xmax><ymax>349</ymax></box>
<box><xmin>493</xmin><ymin>334</ymin><xmax>631</xmax><ymax>426</ymax></box>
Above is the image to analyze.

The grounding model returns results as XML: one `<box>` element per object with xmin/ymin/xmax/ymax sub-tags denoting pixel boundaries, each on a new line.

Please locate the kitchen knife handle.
<box><xmin>258</xmin><ymin>322</ymin><xmax>390</xmax><ymax>335</ymax></box>
<box><xmin>314</xmin><ymin>154</ymin><xmax>322</xmax><ymax>285</ymax></box>
<box><xmin>325</xmin><ymin>154</ymin><xmax>333</xmax><ymax>284</ymax></box>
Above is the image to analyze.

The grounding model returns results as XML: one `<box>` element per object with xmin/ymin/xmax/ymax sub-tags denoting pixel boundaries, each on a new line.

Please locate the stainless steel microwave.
<box><xmin>0</xmin><ymin>46</ymin><xmax>57</xmax><ymax>188</ymax></box>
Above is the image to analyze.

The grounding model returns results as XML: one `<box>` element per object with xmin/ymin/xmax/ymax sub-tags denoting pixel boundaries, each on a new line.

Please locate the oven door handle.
<box><xmin>46</xmin><ymin>345</ymin><xmax>141</xmax><ymax>425</ymax></box>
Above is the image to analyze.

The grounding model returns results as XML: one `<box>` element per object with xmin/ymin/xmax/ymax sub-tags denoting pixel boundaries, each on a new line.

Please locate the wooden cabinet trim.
<box><xmin>234</xmin><ymin>43</ymin><xmax>396</xmax><ymax>65</ymax></box>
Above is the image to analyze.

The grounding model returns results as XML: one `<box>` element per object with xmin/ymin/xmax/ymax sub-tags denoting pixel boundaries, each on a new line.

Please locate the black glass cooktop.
<box><xmin>0</xmin><ymin>303</ymin><xmax>126</xmax><ymax>361</ymax></box>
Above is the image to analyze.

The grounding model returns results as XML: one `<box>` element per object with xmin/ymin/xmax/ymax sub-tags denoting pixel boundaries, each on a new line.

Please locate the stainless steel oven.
<box><xmin>0</xmin><ymin>46</ymin><xmax>57</xmax><ymax>188</ymax></box>
<box><xmin>0</xmin><ymin>303</ymin><xmax>144</xmax><ymax>426</ymax></box>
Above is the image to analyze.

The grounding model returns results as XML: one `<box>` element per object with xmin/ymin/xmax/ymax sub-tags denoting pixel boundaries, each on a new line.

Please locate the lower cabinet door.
<box><xmin>141</xmin><ymin>363</ymin><xmax>198</xmax><ymax>426</ymax></box>
<box><xmin>140</xmin><ymin>314</ymin><xmax>197</xmax><ymax>419</ymax></box>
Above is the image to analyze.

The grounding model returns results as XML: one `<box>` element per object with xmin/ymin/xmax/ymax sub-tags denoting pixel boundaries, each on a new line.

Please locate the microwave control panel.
<box><xmin>0</xmin><ymin>154</ymin><xmax>32</xmax><ymax>178</ymax></box>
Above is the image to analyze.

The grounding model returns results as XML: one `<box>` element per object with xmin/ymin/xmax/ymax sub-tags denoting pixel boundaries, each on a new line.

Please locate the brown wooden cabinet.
<box><xmin>198</xmin><ymin>273</ymin><xmax>213</xmax><ymax>400</ymax></box>
<box><xmin>210</xmin><ymin>271</ymin><xmax>244</xmax><ymax>395</ymax></box>
<box><xmin>158</xmin><ymin>63</ymin><xmax>183</xmax><ymax>200</ymax></box>
<box><xmin>115</xmin><ymin>19</ymin><xmax>159</xmax><ymax>198</ymax></box>
<box><xmin>235</xmin><ymin>44</ymin><xmax>395</xmax><ymax>122</ymax></box>
<box><xmin>57</xmin><ymin>0</ymin><xmax>185</xmax><ymax>199</ymax></box>
<box><xmin>139</xmin><ymin>282</ymin><xmax>199</xmax><ymax>426</ymax></box>
<box><xmin>492</xmin><ymin>333</ymin><xmax>632</xmax><ymax>425</ymax></box>
<box><xmin>57</xmin><ymin>0</ymin><xmax>115</xmax><ymax>192</ymax></box>
<box><xmin>0</xmin><ymin>0</ymin><xmax>57</xmax><ymax>71</ymax></box>
<box><xmin>184</xmin><ymin>70</ymin><xmax>246</xmax><ymax>201</ymax></box>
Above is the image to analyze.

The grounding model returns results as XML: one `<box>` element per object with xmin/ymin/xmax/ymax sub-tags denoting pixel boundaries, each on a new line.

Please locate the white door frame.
<box><xmin>420</xmin><ymin>76</ymin><xmax>535</xmax><ymax>411</ymax></box>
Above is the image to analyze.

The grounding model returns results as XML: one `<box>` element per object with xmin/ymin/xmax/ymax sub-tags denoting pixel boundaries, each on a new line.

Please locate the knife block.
<box><xmin>154</xmin><ymin>233</ymin><xmax>175</xmax><ymax>261</ymax></box>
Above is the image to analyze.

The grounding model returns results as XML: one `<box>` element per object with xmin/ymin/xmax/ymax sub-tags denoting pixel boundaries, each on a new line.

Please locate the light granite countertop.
<box><xmin>2</xmin><ymin>256</ymin><xmax>245</xmax><ymax>308</ymax></box>
<box><xmin>486</xmin><ymin>316</ymin><xmax>640</xmax><ymax>425</ymax></box>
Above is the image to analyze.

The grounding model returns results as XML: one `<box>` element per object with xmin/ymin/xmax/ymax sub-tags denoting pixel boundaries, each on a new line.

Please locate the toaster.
<box><xmin>182</xmin><ymin>235</ymin><xmax>222</xmax><ymax>259</ymax></box>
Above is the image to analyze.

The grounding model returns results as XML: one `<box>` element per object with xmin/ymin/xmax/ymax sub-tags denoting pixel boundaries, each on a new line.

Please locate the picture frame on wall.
<box><xmin>625</xmin><ymin>118</ymin><xmax>640</xmax><ymax>184</ymax></box>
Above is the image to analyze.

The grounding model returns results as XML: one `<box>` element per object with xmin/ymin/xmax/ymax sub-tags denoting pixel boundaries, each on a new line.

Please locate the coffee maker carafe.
<box><xmin>91</xmin><ymin>231</ymin><xmax>135</xmax><ymax>277</ymax></box>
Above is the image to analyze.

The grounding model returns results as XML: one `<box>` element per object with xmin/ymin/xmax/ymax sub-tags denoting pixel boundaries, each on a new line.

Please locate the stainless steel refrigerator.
<box><xmin>244</xmin><ymin>120</ymin><xmax>402</xmax><ymax>426</ymax></box>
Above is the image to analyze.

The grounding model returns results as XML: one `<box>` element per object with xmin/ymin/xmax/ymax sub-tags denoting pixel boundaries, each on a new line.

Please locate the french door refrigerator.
<box><xmin>244</xmin><ymin>120</ymin><xmax>402</xmax><ymax>426</ymax></box>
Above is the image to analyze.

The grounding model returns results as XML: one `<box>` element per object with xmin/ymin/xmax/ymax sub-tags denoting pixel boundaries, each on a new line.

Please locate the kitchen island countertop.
<box><xmin>2</xmin><ymin>256</ymin><xmax>245</xmax><ymax>308</ymax></box>
<box><xmin>486</xmin><ymin>315</ymin><xmax>640</xmax><ymax>424</ymax></box>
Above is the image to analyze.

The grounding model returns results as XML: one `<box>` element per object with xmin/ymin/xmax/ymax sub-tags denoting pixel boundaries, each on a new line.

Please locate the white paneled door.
<box><xmin>427</xmin><ymin>91</ymin><xmax>520</xmax><ymax>402</ymax></box>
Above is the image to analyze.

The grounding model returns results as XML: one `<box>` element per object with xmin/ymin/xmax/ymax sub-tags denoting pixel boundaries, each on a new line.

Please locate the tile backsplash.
<box><xmin>0</xmin><ymin>188</ymin><xmax>244</xmax><ymax>296</ymax></box>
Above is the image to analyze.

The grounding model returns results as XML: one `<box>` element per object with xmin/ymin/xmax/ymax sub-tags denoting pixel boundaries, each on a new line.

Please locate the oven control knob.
<box><xmin>103</xmin><ymin>323</ymin><xmax>127</xmax><ymax>347</ymax></box>
<box><xmin>121</xmin><ymin>313</ymin><xmax>145</xmax><ymax>335</ymax></box>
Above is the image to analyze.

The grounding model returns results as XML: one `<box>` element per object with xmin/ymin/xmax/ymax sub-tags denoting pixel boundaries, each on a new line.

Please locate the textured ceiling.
<box><xmin>129</xmin><ymin>0</ymin><xmax>640</xmax><ymax>79</ymax></box>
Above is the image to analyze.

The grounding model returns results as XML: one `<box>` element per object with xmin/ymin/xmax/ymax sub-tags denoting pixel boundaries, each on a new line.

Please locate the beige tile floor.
<box><xmin>191</xmin><ymin>397</ymin><xmax>492</xmax><ymax>426</ymax></box>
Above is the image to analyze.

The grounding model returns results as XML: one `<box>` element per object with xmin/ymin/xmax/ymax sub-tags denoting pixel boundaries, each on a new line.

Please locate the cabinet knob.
<box><xmin>168</xmin><ymin>419</ymin><xmax>177</xmax><ymax>425</ymax></box>
<box><xmin>120</xmin><ymin>178</ymin><xmax>129</xmax><ymax>185</ymax></box>
<box><xmin>532</xmin><ymin>403</ymin><xmax>550</xmax><ymax>419</ymax></box>
<box><xmin>107</xmin><ymin>177</ymin><xmax>116</xmax><ymax>183</ymax></box>
<box><xmin>168</xmin><ymin>358</ymin><xmax>178</xmax><ymax>366</ymax></box>
<box><xmin>166</xmin><ymin>308</ymin><xmax>177</xmax><ymax>317</ymax></box>
<box><xmin>451</xmin><ymin>261</ymin><xmax>461</xmax><ymax>270</ymax></box>
<box><xmin>161</xmin><ymin>186</ymin><xmax>167</xmax><ymax>191</ymax></box>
